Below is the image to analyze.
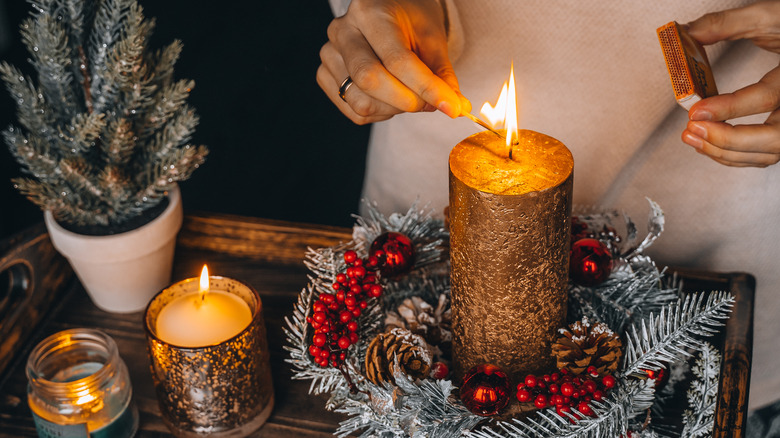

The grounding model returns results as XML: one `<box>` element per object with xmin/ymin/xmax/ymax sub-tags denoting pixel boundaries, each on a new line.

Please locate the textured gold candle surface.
<box><xmin>449</xmin><ymin>129</ymin><xmax>573</xmax><ymax>382</ymax></box>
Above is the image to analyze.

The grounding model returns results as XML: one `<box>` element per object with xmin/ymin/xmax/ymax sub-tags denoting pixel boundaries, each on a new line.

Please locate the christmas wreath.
<box><xmin>285</xmin><ymin>200</ymin><xmax>733</xmax><ymax>437</ymax></box>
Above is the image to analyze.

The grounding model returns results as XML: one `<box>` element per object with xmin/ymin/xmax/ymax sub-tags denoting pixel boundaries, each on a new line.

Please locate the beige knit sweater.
<box><xmin>330</xmin><ymin>0</ymin><xmax>780</xmax><ymax>409</ymax></box>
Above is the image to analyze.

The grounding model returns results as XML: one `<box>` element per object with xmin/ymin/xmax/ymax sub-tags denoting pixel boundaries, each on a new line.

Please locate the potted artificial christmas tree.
<box><xmin>1</xmin><ymin>1</ymin><xmax>208</xmax><ymax>312</ymax></box>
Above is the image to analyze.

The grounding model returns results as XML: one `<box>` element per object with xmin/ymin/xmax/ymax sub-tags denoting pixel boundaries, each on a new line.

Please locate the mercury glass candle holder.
<box><xmin>144</xmin><ymin>276</ymin><xmax>274</xmax><ymax>437</ymax></box>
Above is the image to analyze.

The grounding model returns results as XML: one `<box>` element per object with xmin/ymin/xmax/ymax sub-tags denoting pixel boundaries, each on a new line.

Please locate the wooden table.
<box><xmin>0</xmin><ymin>213</ymin><xmax>755</xmax><ymax>437</ymax></box>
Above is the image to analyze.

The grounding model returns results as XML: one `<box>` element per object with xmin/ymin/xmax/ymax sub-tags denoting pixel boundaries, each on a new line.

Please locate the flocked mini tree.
<box><xmin>1</xmin><ymin>0</ymin><xmax>208</xmax><ymax>232</ymax></box>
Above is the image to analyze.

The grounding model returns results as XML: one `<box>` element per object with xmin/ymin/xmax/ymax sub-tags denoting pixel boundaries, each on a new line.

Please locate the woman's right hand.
<box><xmin>317</xmin><ymin>0</ymin><xmax>470</xmax><ymax>125</ymax></box>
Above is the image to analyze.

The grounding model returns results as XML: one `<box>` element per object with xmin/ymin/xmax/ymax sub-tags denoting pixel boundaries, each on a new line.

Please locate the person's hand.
<box><xmin>317</xmin><ymin>0</ymin><xmax>471</xmax><ymax>125</ymax></box>
<box><xmin>681</xmin><ymin>1</ymin><xmax>780</xmax><ymax>167</ymax></box>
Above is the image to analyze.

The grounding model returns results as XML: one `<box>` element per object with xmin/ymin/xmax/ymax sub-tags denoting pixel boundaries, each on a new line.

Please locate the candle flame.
<box><xmin>480</xmin><ymin>63</ymin><xmax>519</xmax><ymax>147</ymax></box>
<box><xmin>199</xmin><ymin>265</ymin><xmax>209</xmax><ymax>302</ymax></box>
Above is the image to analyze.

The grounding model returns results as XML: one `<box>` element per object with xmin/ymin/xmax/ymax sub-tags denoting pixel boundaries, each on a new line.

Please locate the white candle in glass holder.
<box><xmin>155</xmin><ymin>265</ymin><xmax>252</xmax><ymax>348</ymax></box>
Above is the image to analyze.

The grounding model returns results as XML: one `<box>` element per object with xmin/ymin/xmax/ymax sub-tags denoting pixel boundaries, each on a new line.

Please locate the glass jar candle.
<box><xmin>26</xmin><ymin>328</ymin><xmax>138</xmax><ymax>438</ymax></box>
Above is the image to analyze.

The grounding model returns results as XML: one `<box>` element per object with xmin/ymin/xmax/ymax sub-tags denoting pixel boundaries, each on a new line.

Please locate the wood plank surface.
<box><xmin>0</xmin><ymin>213</ymin><xmax>754</xmax><ymax>437</ymax></box>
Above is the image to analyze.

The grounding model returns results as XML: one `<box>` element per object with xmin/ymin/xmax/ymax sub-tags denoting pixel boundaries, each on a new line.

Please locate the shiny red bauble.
<box><xmin>570</xmin><ymin>238</ymin><xmax>613</xmax><ymax>287</ymax></box>
<box><xmin>459</xmin><ymin>364</ymin><xmax>510</xmax><ymax>416</ymax></box>
<box><xmin>369</xmin><ymin>232</ymin><xmax>416</xmax><ymax>278</ymax></box>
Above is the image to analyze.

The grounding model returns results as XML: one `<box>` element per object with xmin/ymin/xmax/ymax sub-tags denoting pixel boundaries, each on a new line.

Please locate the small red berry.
<box><xmin>592</xmin><ymin>389</ymin><xmax>605</xmax><ymax>401</ymax></box>
<box><xmin>560</xmin><ymin>382</ymin><xmax>575</xmax><ymax>397</ymax></box>
<box><xmin>309</xmin><ymin>345</ymin><xmax>321</xmax><ymax>356</ymax></box>
<box><xmin>587</xmin><ymin>365</ymin><xmax>598</xmax><ymax>377</ymax></box>
<box><xmin>312</xmin><ymin>333</ymin><xmax>327</xmax><ymax>347</ymax></box>
<box><xmin>516</xmin><ymin>389</ymin><xmax>532</xmax><ymax>403</ymax></box>
<box><xmin>337</xmin><ymin>336</ymin><xmax>351</xmax><ymax>349</ymax></box>
<box><xmin>339</xmin><ymin>310</ymin><xmax>353</xmax><ymax>323</ymax></box>
<box><xmin>534</xmin><ymin>394</ymin><xmax>548</xmax><ymax>409</ymax></box>
<box><xmin>351</xmin><ymin>308</ymin><xmax>361</xmax><ymax>318</ymax></box>
<box><xmin>313</xmin><ymin>312</ymin><xmax>327</xmax><ymax>324</ymax></box>
<box><xmin>336</xmin><ymin>273</ymin><xmax>347</xmax><ymax>283</ymax></box>
<box><xmin>525</xmin><ymin>375</ymin><xmax>538</xmax><ymax>388</ymax></box>
<box><xmin>353</xmin><ymin>266</ymin><xmax>366</xmax><ymax>278</ymax></box>
<box><xmin>551</xmin><ymin>394</ymin><xmax>564</xmax><ymax>406</ymax></box>
<box><xmin>583</xmin><ymin>380</ymin><xmax>597</xmax><ymax>393</ymax></box>
<box><xmin>551</xmin><ymin>372</ymin><xmax>561</xmax><ymax>382</ymax></box>
<box><xmin>368</xmin><ymin>284</ymin><xmax>382</xmax><ymax>298</ymax></box>
<box><xmin>549</xmin><ymin>383</ymin><xmax>559</xmax><ymax>394</ymax></box>
<box><xmin>353</xmin><ymin>258</ymin><xmax>363</xmax><ymax>267</ymax></box>
<box><xmin>543</xmin><ymin>374</ymin><xmax>551</xmax><ymax>383</ymax></box>
<box><xmin>344</xmin><ymin>250</ymin><xmax>358</xmax><ymax>264</ymax></box>
<box><xmin>349</xmin><ymin>332</ymin><xmax>359</xmax><ymax>344</ymax></box>
<box><xmin>602</xmin><ymin>375</ymin><xmax>616</xmax><ymax>389</ymax></box>
<box><xmin>431</xmin><ymin>362</ymin><xmax>449</xmax><ymax>379</ymax></box>
<box><xmin>577</xmin><ymin>401</ymin><xmax>593</xmax><ymax>417</ymax></box>
<box><xmin>347</xmin><ymin>321</ymin><xmax>358</xmax><ymax>332</ymax></box>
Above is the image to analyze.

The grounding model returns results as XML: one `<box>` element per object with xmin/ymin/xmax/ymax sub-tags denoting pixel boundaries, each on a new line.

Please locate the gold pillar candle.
<box><xmin>144</xmin><ymin>275</ymin><xmax>274</xmax><ymax>437</ymax></box>
<box><xmin>449</xmin><ymin>129</ymin><xmax>573</xmax><ymax>382</ymax></box>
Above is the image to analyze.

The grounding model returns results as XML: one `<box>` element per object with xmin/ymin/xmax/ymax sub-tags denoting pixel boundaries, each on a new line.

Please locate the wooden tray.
<box><xmin>0</xmin><ymin>213</ymin><xmax>754</xmax><ymax>437</ymax></box>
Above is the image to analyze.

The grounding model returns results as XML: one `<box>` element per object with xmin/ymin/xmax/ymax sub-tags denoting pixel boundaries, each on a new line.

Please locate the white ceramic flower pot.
<box><xmin>45</xmin><ymin>186</ymin><xmax>183</xmax><ymax>313</ymax></box>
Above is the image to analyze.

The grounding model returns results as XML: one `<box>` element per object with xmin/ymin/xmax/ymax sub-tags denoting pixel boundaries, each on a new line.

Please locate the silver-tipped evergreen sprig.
<box><xmin>2</xmin><ymin>0</ymin><xmax>208</xmax><ymax>227</ymax></box>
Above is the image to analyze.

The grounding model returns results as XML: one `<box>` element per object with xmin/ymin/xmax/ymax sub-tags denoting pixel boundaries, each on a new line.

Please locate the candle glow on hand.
<box><xmin>480</xmin><ymin>63</ymin><xmax>520</xmax><ymax>148</ymax></box>
<box><xmin>155</xmin><ymin>265</ymin><xmax>253</xmax><ymax>347</ymax></box>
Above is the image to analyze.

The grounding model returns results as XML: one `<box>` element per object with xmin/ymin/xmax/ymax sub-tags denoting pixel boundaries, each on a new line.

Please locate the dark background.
<box><xmin>0</xmin><ymin>1</ymin><xmax>370</xmax><ymax>240</ymax></box>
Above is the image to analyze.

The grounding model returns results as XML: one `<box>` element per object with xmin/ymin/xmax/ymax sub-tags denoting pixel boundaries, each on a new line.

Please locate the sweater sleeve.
<box><xmin>325</xmin><ymin>0</ymin><xmax>464</xmax><ymax>63</ymax></box>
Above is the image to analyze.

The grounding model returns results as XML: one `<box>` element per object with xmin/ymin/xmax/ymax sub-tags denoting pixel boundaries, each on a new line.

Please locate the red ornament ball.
<box><xmin>369</xmin><ymin>232</ymin><xmax>416</xmax><ymax>278</ymax></box>
<box><xmin>460</xmin><ymin>364</ymin><xmax>510</xmax><ymax>416</ymax></box>
<box><xmin>570</xmin><ymin>238</ymin><xmax>613</xmax><ymax>286</ymax></box>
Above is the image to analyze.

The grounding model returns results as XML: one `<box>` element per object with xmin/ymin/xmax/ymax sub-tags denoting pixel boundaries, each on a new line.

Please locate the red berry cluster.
<box><xmin>515</xmin><ymin>367</ymin><xmax>617</xmax><ymax>421</ymax></box>
<box><xmin>307</xmin><ymin>250</ymin><xmax>383</xmax><ymax>368</ymax></box>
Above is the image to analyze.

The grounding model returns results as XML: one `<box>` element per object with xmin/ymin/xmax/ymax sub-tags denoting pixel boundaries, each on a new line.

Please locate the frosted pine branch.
<box><xmin>681</xmin><ymin>343</ymin><xmax>720</xmax><ymax>438</ymax></box>
<box><xmin>621</xmin><ymin>292</ymin><xmax>733</xmax><ymax>378</ymax></box>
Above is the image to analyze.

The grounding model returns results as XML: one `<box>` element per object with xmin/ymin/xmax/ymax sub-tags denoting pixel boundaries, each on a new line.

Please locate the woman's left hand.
<box><xmin>682</xmin><ymin>1</ymin><xmax>780</xmax><ymax>167</ymax></box>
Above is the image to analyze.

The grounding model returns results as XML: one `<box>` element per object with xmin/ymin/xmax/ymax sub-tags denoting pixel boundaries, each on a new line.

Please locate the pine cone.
<box><xmin>365</xmin><ymin>328</ymin><xmax>432</xmax><ymax>385</ymax></box>
<box><xmin>551</xmin><ymin>318</ymin><xmax>623</xmax><ymax>376</ymax></box>
<box><xmin>384</xmin><ymin>294</ymin><xmax>452</xmax><ymax>348</ymax></box>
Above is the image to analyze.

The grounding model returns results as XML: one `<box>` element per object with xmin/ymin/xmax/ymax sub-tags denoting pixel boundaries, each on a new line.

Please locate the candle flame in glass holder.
<box><xmin>199</xmin><ymin>265</ymin><xmax>209</xmax><ymax>302</ymax></box>
<box><xmin>480</xmin><ymin>63</ymin><xmax>519</xmax><ymax>147</ymax></box>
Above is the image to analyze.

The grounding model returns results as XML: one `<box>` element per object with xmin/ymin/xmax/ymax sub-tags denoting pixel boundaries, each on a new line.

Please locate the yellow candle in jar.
<box><xmin>155</xmin><ymin>266</ymin><xmax>252</xmax><ymax>347</ymax></box>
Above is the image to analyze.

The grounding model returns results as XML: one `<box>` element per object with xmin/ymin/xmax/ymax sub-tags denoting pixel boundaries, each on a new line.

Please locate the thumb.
<box><xmin>686</xmin><ymin>3</ymin><xmax>769</xmax><ymax>45</ymax></box>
